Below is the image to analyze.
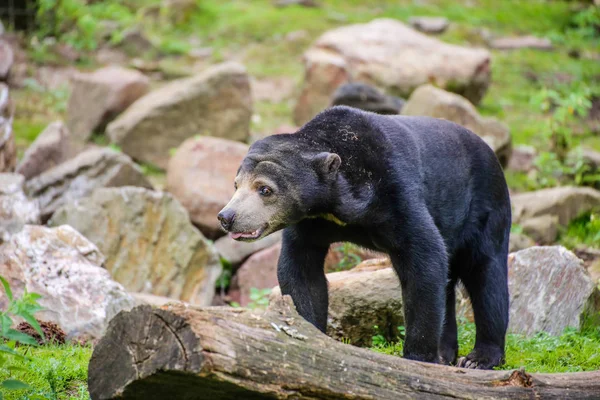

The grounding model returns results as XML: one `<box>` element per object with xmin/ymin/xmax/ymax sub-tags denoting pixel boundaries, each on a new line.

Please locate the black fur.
<box><xmin>244</xmin><ymin>106</ymin><xmax>511</xmax><ymax>369</ymax></box>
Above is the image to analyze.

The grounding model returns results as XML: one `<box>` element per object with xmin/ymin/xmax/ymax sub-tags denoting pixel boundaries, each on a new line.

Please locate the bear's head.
<box><xmin>218</xmin><ymin>134</ymin><xmax>341</xmax><ymax>242</ymax></box>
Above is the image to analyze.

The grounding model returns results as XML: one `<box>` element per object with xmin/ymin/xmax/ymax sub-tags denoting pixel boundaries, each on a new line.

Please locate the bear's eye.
<box><xmin>258</xmin><ymin>186</ymin><xmax>273</xmax><ymax>197</ymax></box>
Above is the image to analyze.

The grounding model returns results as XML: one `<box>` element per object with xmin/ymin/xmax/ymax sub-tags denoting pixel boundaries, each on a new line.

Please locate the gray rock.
<box><xmin>48</xmin><ymin>187</ymin><xmax>221</xmax><ymax>306</ymax></box>
<box><xmin>508</xmin><ymin>246</ymin><xmax>599</xmax><ymax>336</ymax></box>
<box><xmin>67</xmin><ymin>66</ymin><xmax>150</xmax><ymax>141</ymax></box>
<box><xmin>508</xmin><ymin>232</ymin><xmax>536</xmax><ymax>253</ymax></box>
<box><xmin>107</xmin><ymin>62</ymin><xmax>252</xmax><ymax>169</ymax></box>
<box><xmin>491</xmin><ymin>36</ymin><xmax>553</xmax><ymax>51</ymax></box>
<box><xmin>508</xmin><ymin>145</ymin><xmax>537</xmax><ymax>173</ymax></box>
<box><xmin>409</xmin><ymin>16</ymin><xmax>449</xmax><ymax>34</ymax></box>
<box><xmin>294</xmin><ymin>19</ymin><xmax>491</xmax><ymax>125</ymax></box>
<box><xmin>0</xmin><ymin>39</ymin><xmax>13</xmax><ymax>81</ymax></box>
<box><xmin>25</xmin><ymin>147</ymin><xmax>153</xmax><ymax>221</ymax></box>
<box><xmin>0</xmin><ymin>83</ymin><xmax>16</xmax><ymax>172</ymax></box>
<box><xmin>330</xmin><ymin>82</ymin><xmax>404</xmax><ymax>115</ymax></box>
<box><xmin>520</xmin><ymin>215</ymin><xmax>559</xmax><ymax>244</ymax></box>
<box><xmin>0</xmin><ymin>225</ymin><xmax>135</xmax><ymax>340</ymax></box>
<box><xmin>16</xmin><ymin>121</ymin><xmax>77</xmax><ymax>179</ymax></box>
<box><xmin>0</xmin><ymin>173</ymin><xmax>40</xmax><ymax>242</ymax></box>
<box><xmin>512</xmin><ymin>186</ymin><xmax>600</xmax><ymax>232</ymax></box>
<box><xmin>215</xmin><ymin>230</ymin><xmax>282</xmax><ymax>267</ymax></box>
<box><xmin>166</xmin><ymin>136</ymin><xmax>249</xmax><ymax>238</ymax></box>
<box><xmin>402</xmin><ymin>84</ymin><xmax>512</xmax><ymax>167</ymax></box>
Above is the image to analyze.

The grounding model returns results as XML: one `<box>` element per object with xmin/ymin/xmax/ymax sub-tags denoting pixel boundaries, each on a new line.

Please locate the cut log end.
<box><xmin>88</xmin><ymin>296</ymin><xmax>600</xmax><ymax>400</ymax></box>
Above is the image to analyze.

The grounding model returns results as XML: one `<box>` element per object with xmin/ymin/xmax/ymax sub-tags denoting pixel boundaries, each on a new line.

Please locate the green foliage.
<box><xmin>0</xmin><ymin>277</ymin><xmax>44</xmax><ymax>397</ymax></box>
<box><xmin>372</xmin><ymin>321</ymin><xmax>600</xmax><ymax>373</ymax></box>
<box><xmin>332</xmin><ymin>243</ymin><xmax>363</xmax><ymax>271</ymax></box>
<box><xmin>247</xmin><ymin>288</ymin><xmax>271</xmax><ymax>310</ymax></box>
<box><xmin>560</xmin><ymin>212</ymin><xmax>600</xmax><ymax>249</ymax></box>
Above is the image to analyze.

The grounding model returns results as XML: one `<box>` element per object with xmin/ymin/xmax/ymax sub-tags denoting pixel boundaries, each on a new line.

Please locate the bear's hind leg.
<box><xmin>457</xmin><ymin>254</ymin><xmax>509</xmax><ymax>370</ymax></box>
<box><xmin>439</xmin><ymin>274</ymin><xmax>459</xmax><ymax>365</ymax></box>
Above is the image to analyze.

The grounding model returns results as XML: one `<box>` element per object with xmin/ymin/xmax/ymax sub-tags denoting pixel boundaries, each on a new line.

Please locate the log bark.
<box><xmin>88</xmin><ymin>296</ymin><xmax>600</xmax><ymax>400</ymax></box>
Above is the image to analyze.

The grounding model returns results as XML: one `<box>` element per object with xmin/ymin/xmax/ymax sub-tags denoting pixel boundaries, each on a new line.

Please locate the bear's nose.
<box><xmin>217</xmin><ymin>209</ymin><xmax>236</xmax><ymax>231</ymax></box>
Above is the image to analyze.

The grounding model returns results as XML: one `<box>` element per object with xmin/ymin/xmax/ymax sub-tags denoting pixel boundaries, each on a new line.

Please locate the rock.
<box><xmin>508</xmin><ymin>145</ymin><xmax>537</xmax><ymax>173</ymax></box>
<box><xmin>119</xmin><ymin>28</ymin><xmax>155</xmax><ymax>54</ymax></box>
<box><xmin>508</xmin><ymin>232</ymin><xmax>536</xmax><ymax>253</ymax></box>
<box><xmin>0</xmin><ymin>225</ymin><xmax>135</xmax><ymax>340</ymax></box>
<box><xmin>25</xmin><ymin>147</ymin><xmax>153</xmax><ymax>221</ymax></box>
<box><xmin>251</xmin><ymin>77</ymin><xmax>295</xmax><ymax>103</ymax></box>
<box><xmin>0</xmin><ymin>83</ymin><xmax>16</xmax><ymax>172</ymax></box>
<box><xmin>0</xmin><ymin>39</ymin><xmax>14</xmax><ymax>81</ymax></box>
<box><xmin>15</xmin><ymin>121</ymin><xmax>77</xmax><ymax>180</ymax></box>
<box><xmin>324</xmin><ymin>242</ymin><xmax>386</xmax><ymax>273</ymax></box>
<box><xmin>167</xmin><ymin>136</ymin><xmax>249</xmax><ymax>238</ymax></box>
<box><xmin>215</xmin><ymin>231</ymin><xmax>282</xmax><ymax>268</ymax></box>
<box><xmin>0</xmin><ymin>173</ymin><xmax>40</xmax><ymax>242</ymax></box>
<box><xmin>490</xmin><ymin>36</ymin><xmax>553</xmax><ymax>51</ymax></box>
<box><xmin>294</xmin><ymin>19</ymin><xmax>491</xmax><ymax>125</ymax></box>
<box><xmin>233</xmin><ymin>243</ymin><xmax>281</xmax><ymax>307</ymax></box>
<box><xmin>512</xmin><ymin>186</ymin><xmax>600</xmax><ymax>230</ymax></box>
<box><xmin>409</xmin><ymin>17</ymin><xmax>449</xmax><ymax>34</ymax></box>
<box><xmin>107</xmin><ymin>62</ymin><xmax>252</xmax><ymax>169</ymax></box>
<box><xmin>131</xmin><ymin>292</ymin><xmax>183</xmax><ymax>307</ymax></box>
<box><xmin>508</xmin><ymin>246</ymin><xmax>600</xmax><ymax>336</ymax></box>
<box><xmin>330</xmin><ymin>82</ymin><xmax>404</xmax><ymax>115</ymax></box>
<box><xmin>402</xmin><ymin>84</ymin><xmax>512</xmax><ymax>167</ymax></box>
<box><xmin>519</xmin><ymin>215</ymin><xmax>559</xmax><ymax>244</ymax></box>
<box><xmin>67</xmin><ymin>66</ymin><xmax>150</xmax><ymax>141</ymax></box>
<box><xmin>48</xmin><ymin>187</ymin><xmax>221</xmax><ymax>305</ymax></box>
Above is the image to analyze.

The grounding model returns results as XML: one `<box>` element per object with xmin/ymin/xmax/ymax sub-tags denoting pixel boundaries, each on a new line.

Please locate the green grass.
<box><xmin>373</xmin><ymin>322</ymin><xmax>600</xmax><ymax>373</ymax></box>
<box><xmin>0</xmin><ymin>344</ymin><xmax>92</xmax><ymax>400</ymax></box>
<box><xmin>560</xmin><ymin>211</ymin><xmax>600</xmax><ymax>249</ymax></box>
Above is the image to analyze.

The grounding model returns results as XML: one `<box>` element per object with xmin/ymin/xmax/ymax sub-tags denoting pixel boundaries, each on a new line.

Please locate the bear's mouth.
<box><xmin>229</xmin><ymin>224</ymin><xmax>268</xmax><ymax>241</ymax></box>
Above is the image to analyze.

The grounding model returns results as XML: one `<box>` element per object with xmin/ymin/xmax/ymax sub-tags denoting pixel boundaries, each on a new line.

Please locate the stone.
<box><xmin>167</xmin><ymin>136</ymin><xmax>249</xmax><ymax>238</ymax></box>
<box><xmin>294</xmin><ymin>19</ymin><xmax>491</xmax><ymax>125</ymax></box>
<box><xmin>251</xmin><ymin>77</ymin><xmax>295</xmax><ymax>103</ymax></box>
<box><xmin>15</xmin><ymin>121</ymin><xmax>77</xmax><ymax>180</ymax></box>
<box><xmin>507</xmin><ymin>246</ymin><xmax>600</xmax><ymax>336</ymax></box>
<box><xmin>215</xmin><ymin>230</ymin><xmax>282</xmax><ymax>268</ymax></box>
<box><xmin>330</xmin><ymin>82</ymin><xmax>404</xmax><ymax>115</ymax></box>
<box><xmin>402</xmin><ymin>84</ymin><xmax>512</xmax><ymax>167</ymax></box>
<box><xmin>324</xmin><ymin>242</ymin><xmax>386</xmax><ymax>273</ymax></box>
<box><xmin>512</xmin><ymin>186</ymin><xmax>600</xmax><ymax>228</ymax></box>
<box><xmin>131</xmin><ymin>292</ymin><xmax>183</xmax><ymax>307</ymax></box>
<box><xmin>0</xmin><ymin>173</ymin><xmax>40</xmax><ymax>242</ymax></box>
<box><xmin>232</xmin><ymin>243</ymin><xmax>281</xmax><ymax>307</ymax></box>
<box><xmin>520</xmin><ymin>215</ymin><xmax>559</xmax><ymax>244</ymax></box>
<box><xmin>67</xmin><ymin>66</ymin><xmax>150</xmax><ymax>141</ymax></box>
<box><xmin>0</xmin><ymin>83</ymin><xmax>16</xmax><ymax>172</ymax></box>
<box><xmin>25</xmin><ymin>147</ymin><xmax>153</xmax><ymax>221</ymax></box>
<box><xmin>0</xmin><ymin>39</ymin><xmax>14</xmax><ymax>81</ymax></box>
<box><xmin>508</xmin><ymin>232</ymin><xmax>536</xmax><ymax>253</ymax></box>
<box><xmin>409</xmin><ymin>16</ymin><xmax>449</xmax><ymax>34</ymax></box>
<box><xmin>0</xmin><ymin>225</ymin><xmax>135</xmax><ymax>340</ymax></box>
<box><xmin>508</xmin><ymin>145</ymin><xmax>537</xmax><ymax>173</ymax></box>
<box><xmin>48</xmin><ymin>187</ymin><xmax>221</xmax><ymax>305</ymax></box>
<box><xmin>107</xmin><ymin>62</ymin><xmax>252</xmax><ymax>169</ymax></box>
<box><xmin>490</xmin><ymin>36</ymin><xmax>553</xmax><ymax>51</ymax></box>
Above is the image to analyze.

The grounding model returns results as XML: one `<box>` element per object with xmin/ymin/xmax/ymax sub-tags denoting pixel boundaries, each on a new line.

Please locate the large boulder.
<box><xmin>15</xmin><ymin>121</ymin><xmax>77</xmax><ymax>179</ymax></box>
<box><xmin>511</xmin><ymin>186</ymin><xmax>600</xmax><ymax>243</ymax></box>
<box><xmin>231</xmin><ymin>243</ymin><xmax>282</xmax><ymax>307</ymax></box>
<box><xmin>25</xmin><ymin>147</ymin><xmax>153</xmax><ymax>221</ymax></box>
<box><xmin>402</xmin><ymin>84</ymin><xmax>512</xmax><ymax>167</ymax></box>
<box><xmin>67</xmin><ymin>66</ymin><xmax>150</xmax><ymax>141</ymax></box>
<box><xmin>294</xmin><ymin>19</ymin><xmax>491</xmax><ymax>125</ymax></box>
<box><xmin>0</xmin><ymin>173</ymin><xmax>40</xmax><ymax>242</ymax></box>
<box><xmin>48</xmin><ymin>187</ymin><xmax>221</xmax><ymax>305</ymax></box>
<box><xmin>107</xmin><ymin>62</ymin><xmax>252</xmax><ymax>169</ymax></box>
<box><xmin>0</xmin><ymin>225</ymin><xmax>135</xmax><ymax>340</ymax></box>
<box><xmin>167</xmin><ymin>136</ymin><xmax>249</xmax><ymax>238</ymax></box>
<box><xmin>0</xmin><ymin>83</ymin><xmax>16</xmax><ymax>172</ymax></box>
<box><xmin>508</xmin><ymin>246</ymin><xmax>600</xmax><ymax>336</ymax></box>
<box><xmin>215</xmin><ymin>231</ymin><xmax>282</xmax><ymax>268</ymax></box>
<box><xmin>0</xmin><ymin>39</ymin><xmax>13</xmax><ymax>81</ymax></box>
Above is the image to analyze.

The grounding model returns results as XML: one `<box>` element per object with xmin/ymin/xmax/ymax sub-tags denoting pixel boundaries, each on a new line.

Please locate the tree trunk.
<box><xmin>88</xmin><ymin>296</ymin><xmax>600</xmax><ymax>400</ymax></box>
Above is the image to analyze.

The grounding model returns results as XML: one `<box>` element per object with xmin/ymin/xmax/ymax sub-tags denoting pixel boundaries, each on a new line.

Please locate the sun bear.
<box><xmin>218</xmin><ymin>105</ymin><xmax>511</xmax><ymax>369</ymax></box>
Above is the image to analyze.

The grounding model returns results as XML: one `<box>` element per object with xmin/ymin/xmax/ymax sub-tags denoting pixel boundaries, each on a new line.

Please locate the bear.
<box><xmin>218</xmin><ymin>105</ymin><xmax>511</xmax><ymax>369</ymax></box>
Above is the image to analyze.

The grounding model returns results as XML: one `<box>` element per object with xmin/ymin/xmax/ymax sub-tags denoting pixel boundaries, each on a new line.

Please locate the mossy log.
<box><xmin>88</xmin><ymin>296</ymin><xmax>600</xmax><ymax>400</ymax></box>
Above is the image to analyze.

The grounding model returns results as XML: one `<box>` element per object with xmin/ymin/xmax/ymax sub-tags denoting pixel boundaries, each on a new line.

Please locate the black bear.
<box><xmin>218</xmin><ymin>106</ymin><xmax>511</xmax><ymax>369</ymax></box>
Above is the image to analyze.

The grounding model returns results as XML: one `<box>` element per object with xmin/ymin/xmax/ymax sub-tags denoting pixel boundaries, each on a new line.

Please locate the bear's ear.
<box><xmin>313</xmin><ymin>152</ymin><xmax>341</xmax><ymax>178</ymax></box>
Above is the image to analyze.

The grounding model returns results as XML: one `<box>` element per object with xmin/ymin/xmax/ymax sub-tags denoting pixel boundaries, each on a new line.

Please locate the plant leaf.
<box><xmin>4</xmin><ymin>329</ymin><xmax>39</xmax><ymax>346</ymax></box>
<box><xmin>19</xmin><ymin>311</ymin><xmax>44</xmax><ymax>340</ymax></box>
<box><xmin>0</xmin><ymin>277</ymin><xmax>13</xmax><ymax>302</ymax></box>
<box><xmin>1</xmin><ymin>379</ymin><xmax>31</xmax><ymax>390</ymax></box>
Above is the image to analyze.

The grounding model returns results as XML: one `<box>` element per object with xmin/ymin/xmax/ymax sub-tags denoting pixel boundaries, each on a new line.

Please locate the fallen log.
<box><xmin>88</xmin><ymin>296</ymin><xmax>600</xmax><ymax>400</ymax></box>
